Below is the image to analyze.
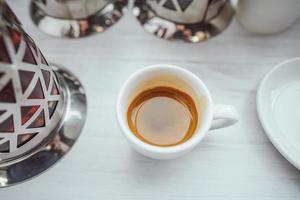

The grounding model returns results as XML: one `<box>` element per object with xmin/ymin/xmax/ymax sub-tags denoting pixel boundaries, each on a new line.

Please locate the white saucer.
<box><xmin>257</xmin><ymin>58</ymin><xmax>300</xmax><ymax>169</ymax></box>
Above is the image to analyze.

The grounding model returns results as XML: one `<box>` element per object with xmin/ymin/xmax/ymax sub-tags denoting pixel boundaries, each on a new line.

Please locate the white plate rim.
<box><xmin>257</xmin><ymin>57</ymin><xmax>300</xmax><ymax>170</ymax></box>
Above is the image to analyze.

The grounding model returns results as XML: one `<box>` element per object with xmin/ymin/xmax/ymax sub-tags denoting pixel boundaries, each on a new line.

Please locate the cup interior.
<box><xmin>117</xmin><ymin>65</ymin><xmax>213</xmax><ymax>152</ymax></box>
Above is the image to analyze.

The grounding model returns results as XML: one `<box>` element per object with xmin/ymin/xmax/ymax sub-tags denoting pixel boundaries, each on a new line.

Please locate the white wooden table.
<box><xmin>2</xmin><ymin>1</ymin><xmax>300</xmax><ymax>199</ymax></box>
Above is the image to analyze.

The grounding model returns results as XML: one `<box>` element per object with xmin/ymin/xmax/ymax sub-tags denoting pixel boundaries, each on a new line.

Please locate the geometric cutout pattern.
<box><xmin>0</xmin><ymin>110</ymin><xmax>6</xmax><ymax>116</ymax></box>
<box><xmin>2</xmin><ymin>2</ymin><xmax>21</xmax><ymax>26</ymax></box>
<box><xmin>21</xmin><ymin>105</ymin><xmax>40</xmax><ymax>125</ymax></box>
<box><xmin>0</xmin><ymin>115</ymin><xmax>14</xmax><ymax>132</ymax></box>
<box><xmin>18</xmin><ymin>70</ymin><xmax>35</xmax><ymax>94</ymax></box>
<box><xmin>50</xmin><ymin>78</ymin><xmax>59</xmax><ymax>95</ymax></box>
<box><xmin>7</xmin><ymin>26</ymin><xmax>21</xmax><ymax>52</ymax></box>
<box><xmin>177</xmin><ymin>0</ymin><xmax>193</xmax><ymax>11</ymax></box>
<box><xmin>40</xmin><ymin>50</ymin><xmax>48</xmax><ymax>66</ymax></box>
<box><xmin>160</xmin><ymin>0</ymin><xmax>194</xmax><ymax>12</ymax></box>
<box><xmin>163</xmin><ymin>0</ymin><xmax>176</xmax><ymax>11</ymax></box>
<box><xmin>48</xmin><ymin>101</ymin><xmax>58</xmax><ymax>119</ymax></box>
<box><xmin>0</xmin><ymin>36</ymin><xmax>11</xmax><ymax>63</ymax></box>
<box><xmin>17</xmin><ymin>132</ymin><xmax>38</xmax><ymax>148</ymax></box>
<box><xmin>0</xmin><ymin>140</ymin><xmax>10</xmax><ymax>153</ymax></box>
<box><xmin>31</xmin><ymin>39</ymin><xmax>39</xmax><ymax>56</ymax></box>
<box><xmin>28</xmin><ymin>78</ymin><xmax>45</xmax><ymax>99</ymax></box>
<box><xmin>23</xmin><ymin>41</ymin><xmax>37</xmax><ymax>65</ymax></box>
<box><xmin>0</xmin><ymin>17</ymin><xmax>61</xmax><ymax>156</ymax></box>
<box><xmin>27</xmin><ymin>110</ymin><xmax>45</xmax><ymax>129</ymax></box>
<box><xmin>41</xmin><ymin>69</ymin><xmax>50</xmax><ymax>89</ymax></box>
<box><xmin>0</xmin><ymin>80</ymin><xmax>16</xmax><ymax>103</ymax></box>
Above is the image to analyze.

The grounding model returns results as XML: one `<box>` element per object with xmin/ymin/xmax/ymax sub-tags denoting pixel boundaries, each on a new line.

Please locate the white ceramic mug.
<box><xmin>116</xmin><ymin>65</ymin><xmax>239</xmax><ymax>159</ymax></box>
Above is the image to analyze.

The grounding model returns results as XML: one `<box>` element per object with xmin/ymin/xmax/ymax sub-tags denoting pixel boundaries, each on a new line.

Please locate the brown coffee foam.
<box><xmin>126</xmin><ymin>74</ymin><xmax>207</xmax><ymax>134</ymax></box>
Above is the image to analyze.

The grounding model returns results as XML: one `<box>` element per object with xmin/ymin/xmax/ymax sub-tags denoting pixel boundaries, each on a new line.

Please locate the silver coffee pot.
<box><xmin>0</xmin><ymin>0</ymin><xmax>87</xmax><ymax>186</ymax></box>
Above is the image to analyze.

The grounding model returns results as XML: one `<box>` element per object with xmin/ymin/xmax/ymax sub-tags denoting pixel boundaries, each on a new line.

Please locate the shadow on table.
<box><xmin>126</xmin><ymin>149</ymin><xmax>194</xmax><ymax>185</ymax></box>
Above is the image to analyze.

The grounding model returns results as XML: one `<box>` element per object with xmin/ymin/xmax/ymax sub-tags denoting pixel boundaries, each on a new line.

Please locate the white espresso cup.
<box><xmin>116</xmin><ymin>64</ymin><xmax>239</xmax><ymax>159</ymax></box>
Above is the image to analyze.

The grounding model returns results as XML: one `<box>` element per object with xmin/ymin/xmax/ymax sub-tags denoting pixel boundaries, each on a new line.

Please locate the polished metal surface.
<box><xmin>0</xmin><ymin>64</ymin><xmax>87</xmax><ymax>187</ymax></box>
<box><xmin>30</xmin><ymin>0</ymin><xmax>128</xmax><ymax>38</ymax></box>
<box><xmin>133</xmin><ymin>0</ymin><xmax>235</xmax><ymax>42</ymax></box>
<box><xmin>0</xmin><ymin>1</ymin><xmax>87</xmax><ymax>186</ymax></box>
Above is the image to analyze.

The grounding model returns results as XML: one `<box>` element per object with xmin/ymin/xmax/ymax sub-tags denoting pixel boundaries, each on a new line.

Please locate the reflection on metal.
<box><xmin>30</xmin><ymin>0</ymin><xmax>128</xmax><ymax>38</ymax></box>
<box><xmin>0</xmin><ymin>1</ymin><xmax>87</xmax><ymax>186</ymax></box>
<box><xmin>133</xmin><ymin>0</ymin><xmax>235</xmax><ymax>42</ymax></box>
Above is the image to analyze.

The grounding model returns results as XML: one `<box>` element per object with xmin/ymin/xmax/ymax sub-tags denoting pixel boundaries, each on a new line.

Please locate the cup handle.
<box><xmin>210</xmin><ymin>104</ymin><xmax>239</xmax><ymax>130</ymax></box>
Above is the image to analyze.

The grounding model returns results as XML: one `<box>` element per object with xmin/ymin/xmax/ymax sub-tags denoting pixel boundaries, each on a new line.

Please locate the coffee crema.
<box><xmin>127</xmin><ymin>86</ymin><xmax>198</xmax><ymax>147</ymax></box>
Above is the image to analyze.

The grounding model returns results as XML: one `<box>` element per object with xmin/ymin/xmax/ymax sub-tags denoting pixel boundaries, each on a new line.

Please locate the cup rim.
<box><xmin>116</xmin><ymin>64</ymin><xmax>213</xmax><ymax>154</ymax></box>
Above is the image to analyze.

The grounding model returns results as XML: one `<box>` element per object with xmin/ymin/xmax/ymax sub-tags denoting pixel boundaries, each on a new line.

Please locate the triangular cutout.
<box><xmin>39</xmin><ymin>50</ymin><xmax>48</xmax><ymax>65</ymax></box>
<box><xmin>0</xmin><ymin>115</ymin><xmax>14</xmax><ymax>132</ymax></box>
<box><xmin>0</xmin><ymin>140</ymin><xmax>9</xmax><ymax>153</ymax></box>
<box><xmin>177</xmin><ymin>0</ymin><xmax>193</xmax><ymax>12</ymax></box>
<box><xmin>0</xmin><ymin>110</ymin><xmax>6</xmax><ymax>116</ymax></box>
<box><xmin>27</xmin><ymin>110</ymin><xmax>45</xmax><ymax>128</ymax></box>
<box><xmin>48</xmin><ymin>101</ymin><xmax>58</xmax><ymax>119</ymax></box>
<box><xmin>17</xmin><ymin>132</ymin><xmax>38</xmax><ymax>148</ymax></box>
<box><xmin>0</xmin><ymin>80</ymin><xmax>16</xmax><ymax>103</ymax></box>
<box><xmin>28</xmin><ymin>78</ymin><xmax>45</xmax><ymax>99</ymax></box>
<box><xmin>31</xmin><ymin>41</ymin><xmax>38</xmax><ymax>56</ymax></box>
<box><xmin>7</xmin><ymin>26</ymin><xmax>21</xmax><ymax>52</ymax></box>
<box><xmin>163</xmin><ymin>0</ymin><xmax>176</xmax><ymax>11</ymax></box>
<box><xmin>21</xmin><ymin>105</ymin><xmax>40</xmax><ymax>125</ymax></box>
<box><xmin>18</xmin><ymin>70</ymin><xmax>35</xmax><ymax>93</ymax></box>
<box><xmin>0</xmin><ymin>36</ymin><xmax>12</xmax><ymax>63</ymax></box>
<box><xmin>3</xmin><ymin>2</ymin><xmax>20</xmax><ymax>25</ymax></box>
<box><xmin>50</xmin><ymin>78</ymin><xmax>59</xmax><ymax>95</ymax></box>
<box><xmin>23</xmin><ymin>42</ymin><xmax>37</xmax><ymax>65</ymax></box>
<box><xmin>41</xmin><ymin>69</ymin><xmax>50</xmax><ymax>89</ymax></box>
